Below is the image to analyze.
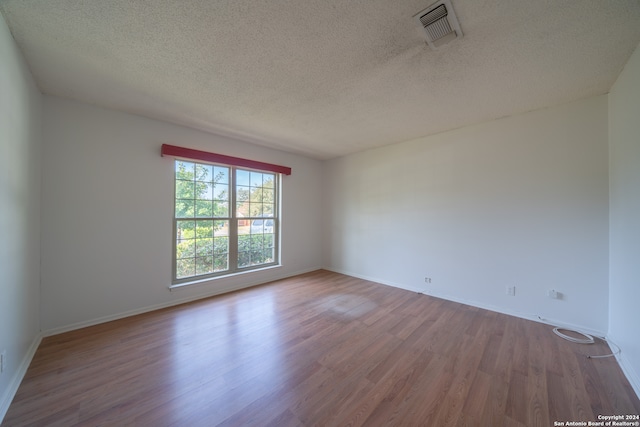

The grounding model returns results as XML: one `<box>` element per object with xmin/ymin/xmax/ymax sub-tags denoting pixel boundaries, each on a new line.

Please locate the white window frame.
<box><xmin>172</xmin><ymin>159</ymin><xmax>281</xmax><ymax>285</ymax></box>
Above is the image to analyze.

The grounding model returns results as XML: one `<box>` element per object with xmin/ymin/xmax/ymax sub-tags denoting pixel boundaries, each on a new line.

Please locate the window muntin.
<box><xmin>173</xmin><ymin>160</ymin><xmax>278</xmax><ymax>283</ymax></box>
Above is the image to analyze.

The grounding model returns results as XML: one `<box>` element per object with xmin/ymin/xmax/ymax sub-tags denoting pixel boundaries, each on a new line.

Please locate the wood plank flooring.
<box><xmin>3</xmin><ymin>270</ymin><xmax>639</xmax><ymax>426</ymax></box>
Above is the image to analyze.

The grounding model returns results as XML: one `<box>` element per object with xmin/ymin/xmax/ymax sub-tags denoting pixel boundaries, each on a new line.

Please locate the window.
<box><xmin>172</xmin><ymin>159</ymin><xmax>280</xmax><ymax>283</ymax></box>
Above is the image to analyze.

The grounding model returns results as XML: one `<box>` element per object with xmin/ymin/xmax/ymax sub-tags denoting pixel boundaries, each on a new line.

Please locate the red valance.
<box><xmin>161</xmin><ymin>144</ymin><xmax>291</xmax><ymax>175</ymax></box>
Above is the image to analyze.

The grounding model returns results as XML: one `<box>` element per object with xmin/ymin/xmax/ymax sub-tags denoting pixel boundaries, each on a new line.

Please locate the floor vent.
<box><xmin>414</xmin><ymin>0</ymin><xmax>463</xmax><ymax>49</ymax></box>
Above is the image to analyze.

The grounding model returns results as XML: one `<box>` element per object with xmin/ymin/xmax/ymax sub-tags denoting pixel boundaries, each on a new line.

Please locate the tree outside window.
<box><xmin>173</xmin><ymin>160</ymin><xmax>278</xmax><ymax>283</ymax></box>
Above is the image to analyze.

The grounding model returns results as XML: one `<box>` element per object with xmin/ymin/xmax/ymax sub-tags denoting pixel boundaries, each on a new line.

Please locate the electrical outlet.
<box><xmin>547</xmin><ymin>289</ymin><xmax>561</xmax><ymax>299</ymax></box>
<box><xmin>424</xmin><ymin>277</ymin><xmax>432</xmax><ymax>284</ymax></box>
<box><xmin>506</xmin><ymin>286</ymin><xmax>516</xmax><ymax>296</ymax></box>
<box><xmin>0</xmin><ymin>350</ymin><xmax>6</xmax><ymax>374</ymax></box>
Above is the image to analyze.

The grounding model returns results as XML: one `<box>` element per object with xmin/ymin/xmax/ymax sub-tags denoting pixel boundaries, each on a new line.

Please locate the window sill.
<box><xmin>168</xmin><ymin>264</ymin><xmax>282</xmax><ymax>291</ymax></box>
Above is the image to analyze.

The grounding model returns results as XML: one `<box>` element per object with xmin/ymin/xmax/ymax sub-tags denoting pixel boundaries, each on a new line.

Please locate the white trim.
<box><xmin>323</xmin><ymin>267</ymin><xmax>607</xmax><ymax>336</ymax></box>
<box><xmin>169</xmin><ymin>264</ymin><xmax>282</xmax><ymax>290</ymax></box>
<box><xmin>43</xmin><ymin>266</ymin><xmax>321</xmax><ymax>337</ymax></box>
<box><xmin>608</xmin><ymin>333</ymin><xmax>640</xmax><ymax>400</ymax></box>
<box><xmin>0</xmin><ymin>333</ymin><xmax>42</xmax><ymax>424</ymax></box>
<box><xmin>171</xmin><ymin>161</ymin><xmax>281</xmax><ymax>286</ymax></box>
<box><xmin>324</xmin><ymin>267</ymin><xmax>640</xmax><ymax>399</ymax></box>
<box><xmin>5</xmin><ymin>267</ymin><xmax>638</xmax><ymax>425</ymax></box>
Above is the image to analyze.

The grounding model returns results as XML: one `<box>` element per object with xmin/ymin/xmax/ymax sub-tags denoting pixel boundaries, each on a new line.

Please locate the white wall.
<box><xmin>608</xmin><ymin>42</ymin><xmax>640</xmax><ymax>395</ymax></box>
<box><xmin>40</xmin><ymin>97</ymin><xmax>323</xmax><ymax>332</ymax></box>
<box><xmin>324</xmin><ymin>96</ymin><xmax>609</xmax><ymax>333</ymax></box>
<box><xmin>0</xmin><ymin>13</ymin><xmax>42</xmax><ymax>419</ymax></box>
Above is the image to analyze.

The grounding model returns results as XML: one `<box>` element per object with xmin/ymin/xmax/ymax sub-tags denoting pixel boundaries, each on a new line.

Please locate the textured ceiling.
<box><xmin>2</xmin><ymin>0</ymin><xmax>640</xmax><ymax>159</ymax></box>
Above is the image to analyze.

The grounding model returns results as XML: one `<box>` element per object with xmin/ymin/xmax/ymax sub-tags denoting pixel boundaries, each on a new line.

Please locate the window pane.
<box><xmin>237</xmin><ymin>186</ymin><xmax>250</xmax><ymax>202</ymax></box>
<box><xmin>262</xmin><ymin>248</ymin><xmax>274</xmax><ymax>263</ymax></box>
<box><xmin>250</xmin><ymin>187</ymin><xmax>263</xmax><ymax>202</ymax></box>
<box><xmin>250</xmin><ymin>219</ymin><xmax>262</xmax><ymax>234</ymax></box>
<box><xmin>213</xmin><ymin>229</ymin><xmax>228</xmax><ymax>272</ymax></box>
<box><xmin>257</xmin><ymin>219</ymin><xmax>275</xmax><ymax>234</ymax></box>
<box><xmin>176</xmin><ymin>161</ymin><xmax>195</xmax><ymax>180</ymax></box>
<box><xmin>238</xmin><ymin>217</ymin><xmax>250</xmax><ymax>235</ymax></box>
<box><xmin>250</xmin><ymin>203</ymin><xmax>264</xmax><ymax>217</ymax></box>
<box><xmin>195</xmin><ymin>256</ymin><xmax>213</xmax><ymax>275</ymax></box>
<box><xmin>195</xmin><ymin>164</ymin><xmax>213</xmax><ymax>182</ymax></box>
<box><xmin>176</xmin><ymin>180</ymin><xmax>195</xmax><ymax>200</ymax></box>
<box><xmin>174</xmin><ymin>161</ymin><xmax>278</xmax><ymax>282</ymax></box>
<box><xmin>195</xmin><ymin>238</ymin><xmax>213</xmax><ymax>256</ymax></box>
<box><xmin>176</xmin><ymin>239</ymin><xmax>195</xmax><ymax>259</ymax></box>
<box><xmin>238</xmin><ymin>251</ymin><xmax>251</xmax><ymax>268</ymax></box>
<box><xmin>237</xmin><ymin>221</ymin><xmax>274</xmax><ymax>269</ymax></box>
<box><xmin>177</xmin><ymin>220</ymin><xmax>195</xmax><ymax>236</ymax></box>
<box><xmin>250</xmin><ymin>251</ymin><xmax>262</xmax><ymax>265</ymax></box>
<box><xmin>237</xmin><ymin>169</ymin><xmax>250</xmax><ymax>186</ymax></box>
<box><xmin>250</xmin><ymin>234</ymin><xmax>263</xmax><ymax>250</ymax></box>
<box><xmin>214</xmin><ymin>236</ymin><xmax>228</xmax><ymax>252</ymax></box>
<box><xmin>176</xmin><ymin>199</ymin><xmax>193</xmax><ymax>218</ymax></box>
<box><xmin>195</xmin><ymin>200</ymin><xmax>213</xmax><ymax>217</ymax></box>
<box><xmin>250</xmin><ymin>172</ymin><xmax>264</xmax><ymax>187</ymax></box>
<box><xmin>238</xmin><ymin>233</ymin><xmax>251</xmax><ymax>268</ymax></box>
<box><xmin>214</xmin><ymin>183</ymin><xmax>228</xmax><ymax>201</ymax></box>
<box><xmin>196</xmin><ymin>182</ymin><xmax>213</xmax><ymax>200</ymax></box>
<box><xmin>214</xmin><ymin>221</ymin><xmax>228</xmax><ymax>236</ymax></box>
<box><xmin>263</xmin><ymin>188</ymin><xmax>274</xmax><ymax>204</ymax></box>
<box><xmin>214</xmin><ymin>167</ymin><xmax>229</xmax><ymax>184</ymax></box>
<box><xmin>214</xmin><ymin>254</ymin><xmax>228</xmax><ymax>271</ymax></box>
<box><xmin>196</xmin><ymin>220</ymin><xmax>214</xmax><ymax>238</ymax></box>
<box><xmin>214</xmin><ymin>201</ymin><xmax>229</xmax><ymax>218</ymax></box>
<box><xmin>264</xmin><ymin>233</ymin><xmax>274</xmax><ymax>248</ymax></box>
<box><xmin>176</xmin><ymin>258</ymin><xmax>195</xmax><ymax>278</ymax></box>
<box><xmin>236</xmin><ymin>185</ymin><xmax>250</xmax><ymax>218</ymax></box>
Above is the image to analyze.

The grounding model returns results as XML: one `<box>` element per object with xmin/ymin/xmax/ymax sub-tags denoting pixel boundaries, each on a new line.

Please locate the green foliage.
<box><xmin>237</xmin><ymin>233</ymin><xmax>275</xmax><ymax>268</ymax></box>
<box><xmin>174</xmin><ymin>161</ymin><xmax>276</xmax><ymax>279</ymax></box>
<box><xmin>175</xmin><ymin>161</ymin><xmax>229</xmax><ymax>219</ymax></box>
<box><xmin>248</xmin><ymin>176</ymin><xmax>274</xmax><ymax>217</ymax></box>
<box><xmin>235</xmin><ymin>171</ymin><xmax>275</xmax><ymax>217</ymax></box>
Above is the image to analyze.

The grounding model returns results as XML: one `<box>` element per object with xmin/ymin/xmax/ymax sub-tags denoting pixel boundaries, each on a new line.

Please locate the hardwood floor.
<box><xmin>3</xmin><ymin>270</ymin><xmax>639</xmax><ymax>426</ymax></box>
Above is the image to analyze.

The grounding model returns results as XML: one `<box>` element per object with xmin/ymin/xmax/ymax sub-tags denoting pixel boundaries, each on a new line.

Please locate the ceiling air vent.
<box><xmin>414</xmin><ymin>0</ymin><xmax>463</xmax><ymax>49</ymax></box>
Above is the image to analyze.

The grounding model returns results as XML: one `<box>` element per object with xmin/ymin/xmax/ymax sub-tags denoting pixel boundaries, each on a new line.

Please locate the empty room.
<box><xmin>1</xmin><ymin>0</ymin><xmax>639</xmax><ymax>426</ymax></box>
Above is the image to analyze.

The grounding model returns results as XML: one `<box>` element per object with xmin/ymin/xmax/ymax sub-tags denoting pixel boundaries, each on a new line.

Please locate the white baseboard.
<box><xmin>0</xmin><ymin>333</ymin><xmax>42</xmax><ymax>424</ymax></box>
<box><xmin>3</xmin><ymin>267</ymin><xmax>322</xmax><ymax>424</ymax></box>
<box><xmin>323</xmin><ymin>267</ymin><xmax>606</xmax><ymax>336</ymax></box>
<box><xmin>3</xmin><ymin>267</ymin><xmax>638</xmax><ymax>426</ymax></box>
<box><xmin>618</xmin><ymin>354</ymin><xmax>640</xmax><ymax>400</ymax></box>
<box><xmin>43</xmin><ymin>266</ymin><xmax>322</xmax><ymax>337</ymax></box>
<box><xmin>608</xmin><ymin>334</ymin><xmax>640</xmax><ymax>400</ymax></box>
<box><xmin>324</xmin><ymin>267</ymin><xmax>640</xmax><ymax>400</ymax></box>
